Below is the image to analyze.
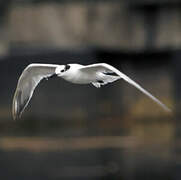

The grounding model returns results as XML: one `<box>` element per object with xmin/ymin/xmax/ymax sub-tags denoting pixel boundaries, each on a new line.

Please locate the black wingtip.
<box><xmin>103</xmin><ymin>72</ymin><xmax>119</xmax><ymax>76</ymax></box>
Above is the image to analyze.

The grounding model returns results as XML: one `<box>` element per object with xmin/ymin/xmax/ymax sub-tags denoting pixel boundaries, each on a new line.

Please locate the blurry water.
<box><xmin>0</xmin><ymin>117</ymin><xmax>180</xmax><ymax>180</ymax></box>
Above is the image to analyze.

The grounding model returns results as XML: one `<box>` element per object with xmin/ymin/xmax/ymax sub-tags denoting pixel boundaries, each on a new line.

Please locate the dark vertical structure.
<box><xmin>143</xmin><ymin>5</ymin><xmax>158</xmax><ymax>50</ymax></box>
<box><xmin>130</xmin><ymin>2</ymin><xmax>159</xmax><ymax>50</ymax></box>
<box><xmin>0</xmin><ymin>0</ymin><xmax>11</xmax><ymax>24</ymax></box>
<box><xmin>173</xmin><ymin>51</ymin><xmax>181</xmax><ymax>117</ymax></box>
<box><xmin>173</xmin><ymin>50</ymin><xmax>181</xmax><ymax>180</ymax></box>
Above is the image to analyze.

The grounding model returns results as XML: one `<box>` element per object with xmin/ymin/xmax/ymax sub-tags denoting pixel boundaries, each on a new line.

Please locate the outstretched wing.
<box><xmin>80</xmin><ymin>63</ymin><xmax>121</xmax><ymax>87</ymax></box>
<box><xmin>12</xmin><ymin>63</ymin><xmax>62</xmax><ymax>120</ymax></box>
<box><xmin>80</xmin><ymin>63</ymin><xmax>171</xmax><ymax>112</ymax></box>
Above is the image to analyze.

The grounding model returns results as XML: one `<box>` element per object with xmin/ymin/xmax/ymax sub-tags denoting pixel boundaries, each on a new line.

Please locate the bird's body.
<box><xmin>60</xmin><ymin>64</ymin><xmax>93</xmax><ymax>84</ymax></box>
<box><xmin>12</xmin><ymin>63</ymin><xmax>171</xmax><ymax>120</ymax></box>
<box><xmin>59</xmin><ymin>63</ymin><xmax>121</xmax><ymax>86</ymax></box>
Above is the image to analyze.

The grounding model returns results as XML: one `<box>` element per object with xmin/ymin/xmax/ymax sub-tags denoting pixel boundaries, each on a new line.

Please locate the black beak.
<box><xmin>49</xmin><ymin>73</ymin><xmax>58</xmax><ymax>79</ymax></box>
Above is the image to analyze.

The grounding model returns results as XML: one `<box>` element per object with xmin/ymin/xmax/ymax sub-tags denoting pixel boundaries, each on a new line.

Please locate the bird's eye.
<box><xmin>65</xmin><ymin>65</ymin><xmax>70</xmax><ymax>71</ymax></box>
<box><xmin>61</xmin><ymin>70</ymin><xmax>64</xmax><ymax>73</ymax></box>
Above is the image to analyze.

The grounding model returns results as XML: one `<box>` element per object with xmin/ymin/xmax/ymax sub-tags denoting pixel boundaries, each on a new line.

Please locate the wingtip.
<box><xmin>12</xmin><ymin>97</ymin><xmax>17</xmax><ymax>121</ymax></box>
<box><xmin>12</xmin><ymin>109</ymin><xmax>21</xmax><ymax>121</ymax></box>
<box><xmin>165</xmin><ymin>107</ymin><xmax>172</xmax><ymax>113</ymax></box>
<box><xmin>160</xmin><ymin>103</ymin><xmax>172</xmax><ymax>113</ymax></box>
<box><xmin>12</xmin><ymin>89</ymin><xmax>22</xmax><ymax>121</ymax></box>
<box><xmin>12</xmin><ymin>101</ymin><xmax>20</xmax><ymax>121</ymax></box>
<box><xmin>12</xmin><ymin>114</ymin><xmax>20</xmax><ymax>121</ymax></box>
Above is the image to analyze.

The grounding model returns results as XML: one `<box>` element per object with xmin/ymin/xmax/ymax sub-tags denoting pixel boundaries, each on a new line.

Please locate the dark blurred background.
<box><xmin>0</xmin><ymin>0</ymin><xmax>180</xmax><ymax>179</ymax></box>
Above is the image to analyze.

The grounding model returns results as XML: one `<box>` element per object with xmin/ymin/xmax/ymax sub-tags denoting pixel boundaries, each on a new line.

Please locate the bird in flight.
<box><xmin>12</xmin><ymin>63</ymin><xmax>171</xmax><ymax>120</ymax></box>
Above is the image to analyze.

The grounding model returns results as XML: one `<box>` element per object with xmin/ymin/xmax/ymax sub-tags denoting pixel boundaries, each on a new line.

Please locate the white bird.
<box><xmin>12</xmin><ymin>63</ymin><xmax>171</xmax><ymax>120</ymax></box>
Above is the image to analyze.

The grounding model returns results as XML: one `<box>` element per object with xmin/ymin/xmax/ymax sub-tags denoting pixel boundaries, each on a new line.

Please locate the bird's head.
<box><xmin>55</xmin><ymin>64</ymin><xmax>71</xmax><ymax>76</ymax></box>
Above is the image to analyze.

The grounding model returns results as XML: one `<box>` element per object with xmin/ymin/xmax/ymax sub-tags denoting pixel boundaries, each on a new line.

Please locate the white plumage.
<box><xmin>12</xmin><ymin>63</ymin><xmax>171</xmax><ymax>120</ymax></box>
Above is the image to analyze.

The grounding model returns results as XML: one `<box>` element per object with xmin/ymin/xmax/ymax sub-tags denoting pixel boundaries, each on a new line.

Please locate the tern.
<box><xmin>12</xmin><ymin>63</ymin><xmax>171</xmax><ymax>120</ymax></box>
